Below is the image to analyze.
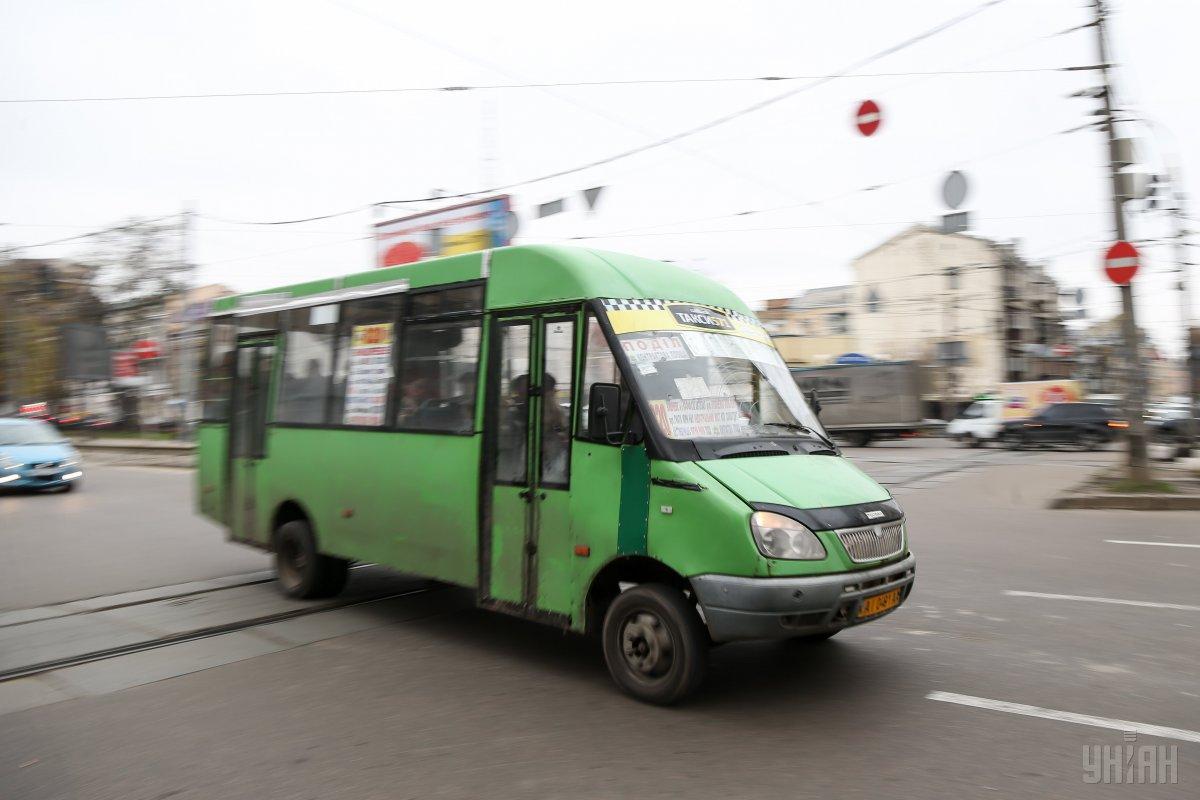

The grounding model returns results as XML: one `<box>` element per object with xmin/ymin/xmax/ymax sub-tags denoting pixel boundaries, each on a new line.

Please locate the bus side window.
<box><xmin>577</xmin><ymin>313</ymin><xmax>625</xmax><ymax>442</ymax></box>
<box><xmin>330</xmin><ymin>296</ymin><xmax>402</xmax><ymax>426</ymax></box>
<box><xmin>395</xmin><ymin>319</ymin><xmax>481</xmax><ymax>434</ymax></box>
<box><xmin>276</xmin><ymin>305</ymin><xmax>338</xmax><ymax>425</ymax></box>
<box><xmin>201</xmin><ymin>316</ymin><xmax>237</xmax><ymax>422</ymax></box>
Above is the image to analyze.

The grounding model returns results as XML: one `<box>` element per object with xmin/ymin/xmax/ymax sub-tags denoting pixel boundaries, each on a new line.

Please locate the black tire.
<box><xmin>1003</xmin><ymin>432</ymin><xmax>1022</xmax><ymax>450</ymax></box>
<box><xmin>602</xmin><ymin>583</ymin><xmax>708</xmax><ymax>705</ymax></box>
<box><xmin>846</xmin><ymin>431</ymin><xmax>872</xmax><ymax>448</ymax></box>
<box><xmin>790</xmin><ymin>629</ymin><xmax>840</xmax><ymax>643</ymax></box>
<box><xmin>1079</xmin><ymin>430</ymin><xmax>1105</xmax><ymax>451</ymax></box>
<box><xmin>274</xmin><ymin>519</ymin><xmax>349</xmax><ymax>599</ymax></box>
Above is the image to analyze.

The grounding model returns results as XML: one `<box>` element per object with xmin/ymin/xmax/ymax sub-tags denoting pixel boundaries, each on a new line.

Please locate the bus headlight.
<box><xmin>750</xmin><ymin>511</ymin><xmax>827</xmax><ymax>560</ymax></box>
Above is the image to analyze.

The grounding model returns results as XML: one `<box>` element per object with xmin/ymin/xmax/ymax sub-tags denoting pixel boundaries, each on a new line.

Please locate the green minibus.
<box><xmin>196</xmin><ymin>245</ymin><xmax>915</xmax><ymax>704</ymax></box>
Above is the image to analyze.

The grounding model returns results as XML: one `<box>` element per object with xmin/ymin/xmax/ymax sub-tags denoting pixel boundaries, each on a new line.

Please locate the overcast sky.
<box><xmin>2</xmin><ymin>0</ymin><xmax>1197</xmax><ymax>354</ymax></box>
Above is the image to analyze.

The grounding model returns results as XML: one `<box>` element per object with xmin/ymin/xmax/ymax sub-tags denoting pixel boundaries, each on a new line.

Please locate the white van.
<box><xmin>946</xmin><ymin>399</ymin><xmax>1004</xmax><ymax>447</ymax></box>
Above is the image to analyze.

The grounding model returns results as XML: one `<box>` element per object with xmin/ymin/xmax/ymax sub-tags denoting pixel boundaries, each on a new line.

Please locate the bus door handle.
<box><xmin>518</xmin><ymin>488</ymin><xmax>534</xmax><ymax>502</ymax></box>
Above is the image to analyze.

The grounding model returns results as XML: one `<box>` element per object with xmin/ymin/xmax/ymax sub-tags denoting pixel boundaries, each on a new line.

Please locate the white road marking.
<box><xmin>1105</xmin><ymin>539</ymin><xmax>1200</xmax><ymax>549</ymax></box>
<box><xmin>926</xmin><ymin>691</ymin><xmax>1200</xmax><ymax>743</ymax></box>
<box><xmin>1004</xmin><ymin>590</ymin><xmax>1200</xmax><ymax>612</ymax></box>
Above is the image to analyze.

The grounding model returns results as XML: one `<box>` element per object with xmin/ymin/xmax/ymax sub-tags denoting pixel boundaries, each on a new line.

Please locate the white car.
<box><xmin>946</xmin><ymin>399</ymin><xmax>1004</xmax><ymax>447</ymax></box>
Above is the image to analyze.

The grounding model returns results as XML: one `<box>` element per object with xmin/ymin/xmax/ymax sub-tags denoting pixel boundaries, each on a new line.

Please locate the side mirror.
<box><xmin>588</xmin><ymin>382</ymin><xmax>623</xmax><ymax>442</ymax></box>
<box><xmin>807</xmin><ymin>389</ymin><xmax>822</xmax><ymax>417</ymax></box>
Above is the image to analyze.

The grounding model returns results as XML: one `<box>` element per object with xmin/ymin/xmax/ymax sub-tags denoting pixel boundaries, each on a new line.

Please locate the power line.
<box><xmin>551</xmin><ymin>210</ymin><xmax>1107</xmax><ymax>241</ymax></box>
<box><xmin>558</xmin><ymin>125</ymin><xmax>1090</xmax><ymax>241</ymax></box>
<box><xmin>0</xmin><ymin>215</ymin><xmax>181</xmax><ymax>256</ymax></box>
<box><xmin>0</xmin><ymin>67</ymin><xmax>1062</xmax><ymax>105</ymax></box>
<box><xmin>366</xmin><ymin>0</ymin><xmax>1016</xmax><ymax>209</ymax></box>
<box><xmin>152</xmin><ymin>0</ymin><xmax>1019</xmax><ymax>227</ymax></box>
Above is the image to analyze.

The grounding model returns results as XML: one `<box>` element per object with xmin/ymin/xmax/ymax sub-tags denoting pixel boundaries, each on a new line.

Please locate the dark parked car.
<box><xmin>1149</xmin><ymin>412</ymin><xmax>1198</xmax><ymax>456</ymax></box>
<box><xmin>1000</xmin><ymin>402</ymin><xmax>1127</xmax><ymax>450</ymax></box>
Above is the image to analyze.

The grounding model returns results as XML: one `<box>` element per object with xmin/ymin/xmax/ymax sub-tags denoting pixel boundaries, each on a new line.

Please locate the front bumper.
<box><xmin>691</xmin><ymin>553</ymin><xmax>916</xmax><ymax>642</ymax></box>
<box><xmin>0</xmin><ymin>469</ymin><xmax>82</xmax><ymax>490</ymax></box>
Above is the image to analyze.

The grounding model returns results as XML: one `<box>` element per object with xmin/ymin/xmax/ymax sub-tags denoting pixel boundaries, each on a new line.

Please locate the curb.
<box><xmin>1051</xmin><ymin>494</ymin><xmax>1200</xmax><ymax>511</ymax></box>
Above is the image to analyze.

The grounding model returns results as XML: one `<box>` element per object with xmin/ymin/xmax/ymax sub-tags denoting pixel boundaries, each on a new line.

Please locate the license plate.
<box><xmin>32</xmin><ymin>468</ymin><xmax>60</xmax><ymax>477</ymax></box>
<box><xmin>857</xmin><ymin>588</ymin><xmax>902</xmax><ymax>619</ymax></box>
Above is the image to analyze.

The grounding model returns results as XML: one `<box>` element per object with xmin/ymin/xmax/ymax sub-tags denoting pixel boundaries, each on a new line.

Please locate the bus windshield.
<box><xmin>610</xmin><ymin>322</ymin><xmax>824</xmax><ymax>443</ymax></box>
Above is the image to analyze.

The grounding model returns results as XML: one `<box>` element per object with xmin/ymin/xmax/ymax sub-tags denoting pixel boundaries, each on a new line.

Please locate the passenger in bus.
<box><xmin>542</xmin><ymin>373</ymin><xmax>570</xmax><ymax>479</ymax></box>
<box><xmin>397</xmin><ymin>373</ymin><xmax>437</xmax><ymax>427</ymax></box>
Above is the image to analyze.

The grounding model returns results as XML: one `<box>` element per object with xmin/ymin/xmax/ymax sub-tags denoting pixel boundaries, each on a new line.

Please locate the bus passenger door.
<box><xmin>228</xmin><ymin>336</ymin><xmax>275</xmax><ymax>544</ymax></box>
<box><xmin>482</xmin><ymin>311</ymin><xmax>577</xmax><ymax>614</ymax></box>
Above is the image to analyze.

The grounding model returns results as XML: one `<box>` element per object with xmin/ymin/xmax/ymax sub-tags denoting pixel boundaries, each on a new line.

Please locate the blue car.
<box><xmin>0</xmin><ymin>418</ymin><xmax>83</xmax><ymax>492</ymax></box>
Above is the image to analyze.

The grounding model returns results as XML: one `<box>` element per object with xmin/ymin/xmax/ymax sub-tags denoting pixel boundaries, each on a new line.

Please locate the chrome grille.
<box><xmin>836</xmin><ymin>520</ymin><xmax>905</xmax><ymax>563</ymax></box>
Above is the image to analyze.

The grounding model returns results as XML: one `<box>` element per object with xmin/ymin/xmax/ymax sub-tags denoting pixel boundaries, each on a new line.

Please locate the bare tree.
<box><xmin>87</xmin><ymin>217</ymin><xmax>187</xmax><ymax>304</ymax></box>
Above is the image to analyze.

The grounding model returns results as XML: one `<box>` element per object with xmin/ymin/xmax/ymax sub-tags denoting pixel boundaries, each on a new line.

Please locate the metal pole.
<box><xmin>1094</xmin><ymin>0</ymin><xmax>1150</xmax><ymax>481</ymax></box>
<box><xmin>1173</xmin><ymin>190</ymin><xmax>1196</xmax><ymax>453</ymax></box>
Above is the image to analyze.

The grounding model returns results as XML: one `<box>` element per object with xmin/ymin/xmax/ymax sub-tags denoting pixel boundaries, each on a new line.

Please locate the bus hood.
<box><xmin>696</xmin><ymin>454</ymin><xmax>890</xmax><ymax>511</ymax></box>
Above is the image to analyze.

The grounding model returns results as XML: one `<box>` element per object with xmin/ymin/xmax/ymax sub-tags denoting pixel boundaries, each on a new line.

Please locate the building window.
<box><xmin>826</xmin><ymin>312</ymin><xmax>849</xmax><ymax>335</ymax></box>
<box><xmin>937</xmin><ymin>340</ymin><xmax>968</xmax><ymax>364</ymax></box>
<box><xmin>866</xmin><ymin>288</ymin><xmax>881</xmax><ymax>313</ymax></box>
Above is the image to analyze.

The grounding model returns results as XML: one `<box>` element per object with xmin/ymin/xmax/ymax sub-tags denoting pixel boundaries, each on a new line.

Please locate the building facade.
<box><xmin>851</xmin><ymin>226</ymin><xmax>1066</xmax><ymax>412</ymax></box>
<box><xmin>758</xmin><ymin>285</ymin><xmax>857</xmax><ymax>366</ymax></box>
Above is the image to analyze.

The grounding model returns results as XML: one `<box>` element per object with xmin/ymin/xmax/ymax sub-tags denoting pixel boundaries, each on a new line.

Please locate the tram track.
<box><xmin>0</xmin><ymin>580</ymin><xmax>437</xmax><ymax>684</ymax></box>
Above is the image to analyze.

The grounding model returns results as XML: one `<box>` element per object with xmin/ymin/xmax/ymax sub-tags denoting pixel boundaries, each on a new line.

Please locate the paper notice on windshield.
<box><xmin>649</xmin><ymin>397</ymin><xmax>751</xmax><ymax>439</ymax></box>
<box><xmin>673</xmin><ymin>376</ymin><xmax>711</xmax><ymax>400</ymax></box>
<box><xmin>621</xmin><ymin>335</ymin><xmax>690</xmax><ymax>365</ymax></box>
<box><xmin>679</xmin><ymin>331</ymin><xmax>711</xmax><ymax>358</ymax></box>
<box><xmin>342</xmin><ymin>323</ymin><xmax>393</xmax><ymax>426</ymax></box>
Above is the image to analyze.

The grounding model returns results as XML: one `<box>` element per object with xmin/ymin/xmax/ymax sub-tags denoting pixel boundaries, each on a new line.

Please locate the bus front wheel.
<box><xmin>602</xmin><ymin>583</ymin><xmax>708</xmax><ymax>705</ymax></box>
<box><xmin>274</xmin><ymin>519</ymin><xmax>349</xmax><ymax>600</ymax></box>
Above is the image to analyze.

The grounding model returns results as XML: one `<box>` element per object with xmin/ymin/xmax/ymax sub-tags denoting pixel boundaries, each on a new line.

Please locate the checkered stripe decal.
<box><xmin>600</xmin><ymin>298</ymin><xmax>668</xmax><ymax>312</ymax></box>
<box><xmin>600</xmin><ymin>298</ymin><xmax>763</xmax><ymax>328</ymax></box>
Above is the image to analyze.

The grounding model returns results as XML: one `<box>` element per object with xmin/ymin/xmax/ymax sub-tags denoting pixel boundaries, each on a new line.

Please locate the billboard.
<box><xmin>997</xmin><ymin>379</ymin><xmax>1083</xmax><ymax>420</ymax></box>
<box><xmin>374</xmin><ymin>195</ymin><xmax>513</xmax><ymax>267</ymax></box>
<box><xmin>60</xmin><ymin>324</ymin><xmax>111</xmax><ymax>381</ymax></box>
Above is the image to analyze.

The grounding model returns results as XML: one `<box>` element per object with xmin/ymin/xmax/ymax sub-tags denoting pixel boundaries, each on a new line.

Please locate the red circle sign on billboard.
<box><xmin>1104</xmin><ymin>241</ymin><xmax>1139</xmax><ymax>285</ymax></box>
<box><xmin>855</xmin><ymin>100</ymin><xmax>882</xmax><ymax>137</ymax></box>
<box><xmin>383</xmin><ymin>240</ymin><xmax>424</xmax><ymax>267</ymax></box>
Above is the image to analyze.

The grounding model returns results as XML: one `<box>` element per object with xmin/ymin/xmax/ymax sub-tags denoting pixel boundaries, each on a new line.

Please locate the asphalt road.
<box><xmin>1</xmin><ymin>444</ymin><xmax>1197</xmax><ymax>799</ymax></box>
<box><xmin>0</xmin><ymin>465</ymin><xmax>268</xmax><ymax>610</ymax></box>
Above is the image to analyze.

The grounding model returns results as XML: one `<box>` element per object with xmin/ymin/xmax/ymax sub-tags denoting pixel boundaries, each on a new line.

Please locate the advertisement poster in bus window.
<box><xmin>648</xmin><ymin>397</ymin><xmax>751</xmax><ymax>439</ymax></box>
<box><xmin>343</xmin><ymin>323</ymin><xmax>394</xmax><ymax>426</ymax></box>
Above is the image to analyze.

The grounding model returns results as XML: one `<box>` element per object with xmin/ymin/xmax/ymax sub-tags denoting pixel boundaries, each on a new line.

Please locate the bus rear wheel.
<box><xmin>602</xmin><ymin>583</ymin><xmax>708</xmax><ymax>705</ymax></box>
<box><xmin>274</xmin><ymin>519</ymin><xmax>349</xmax><ymax>599</ymax></box>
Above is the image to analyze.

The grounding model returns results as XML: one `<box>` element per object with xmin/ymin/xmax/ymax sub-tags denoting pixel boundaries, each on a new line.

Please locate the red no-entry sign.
<box><xmin>1104</xmin><ymin>240</ymin><xmax>1139</xmax><ymax>285</ymax></box>
<box><xmin>855</xmin><ymin>100</ymin><xmax>881</xmax><ymax>137</ymax></box>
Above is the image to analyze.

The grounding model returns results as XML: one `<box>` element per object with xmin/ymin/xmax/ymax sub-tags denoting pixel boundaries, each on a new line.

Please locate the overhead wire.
<box><xmin>0</xmin><ymin>68</ymin><xmax>1064</xmax><ymax>105</ymax></box>
<box><xmin>204</xmin><ymin>0</ymin><xmax>1015</xmax><ymax>224</ymax></box>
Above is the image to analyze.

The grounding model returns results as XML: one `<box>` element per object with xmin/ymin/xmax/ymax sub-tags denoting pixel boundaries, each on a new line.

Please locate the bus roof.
<box><xmin>212</xmin><ymin>245</ymin><xmax>753</xmax><ymax>315</ymax></box>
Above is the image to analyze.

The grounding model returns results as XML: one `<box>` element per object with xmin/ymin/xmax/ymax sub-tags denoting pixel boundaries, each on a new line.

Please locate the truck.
<box><xmin>790</xmin><ymin>361</ymin><xmax>936</xmax><ymax>447</ymax></box>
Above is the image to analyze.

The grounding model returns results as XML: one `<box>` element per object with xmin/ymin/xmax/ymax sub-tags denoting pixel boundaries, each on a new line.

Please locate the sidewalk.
<box><xmin>1050</xmin><ymin>456</ymin><xmax>1200</xmax><ymax>510</ymax></box>
<box><xmin>70</xmin><ymin>437</ymin><xmax>195</xmax><ymax>468</ymax></box>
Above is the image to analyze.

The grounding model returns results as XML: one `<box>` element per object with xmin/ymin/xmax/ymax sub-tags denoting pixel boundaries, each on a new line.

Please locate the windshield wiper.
<box><xmin>761</xmin><ymin>422</ymin><xmax>839</xmax><ymax>452</ymax></box>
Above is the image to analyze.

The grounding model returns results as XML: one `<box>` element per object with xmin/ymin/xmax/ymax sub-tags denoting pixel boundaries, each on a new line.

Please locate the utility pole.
<box><xmin>1093</xmin><ymin>0</ymin><xmax>1150</xmax><ymax>481</ymax></box>
<box><xmin>1170</xmin><ymin>188</ymin><xmax>1196</xmax><ymax>453</ymax></box>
